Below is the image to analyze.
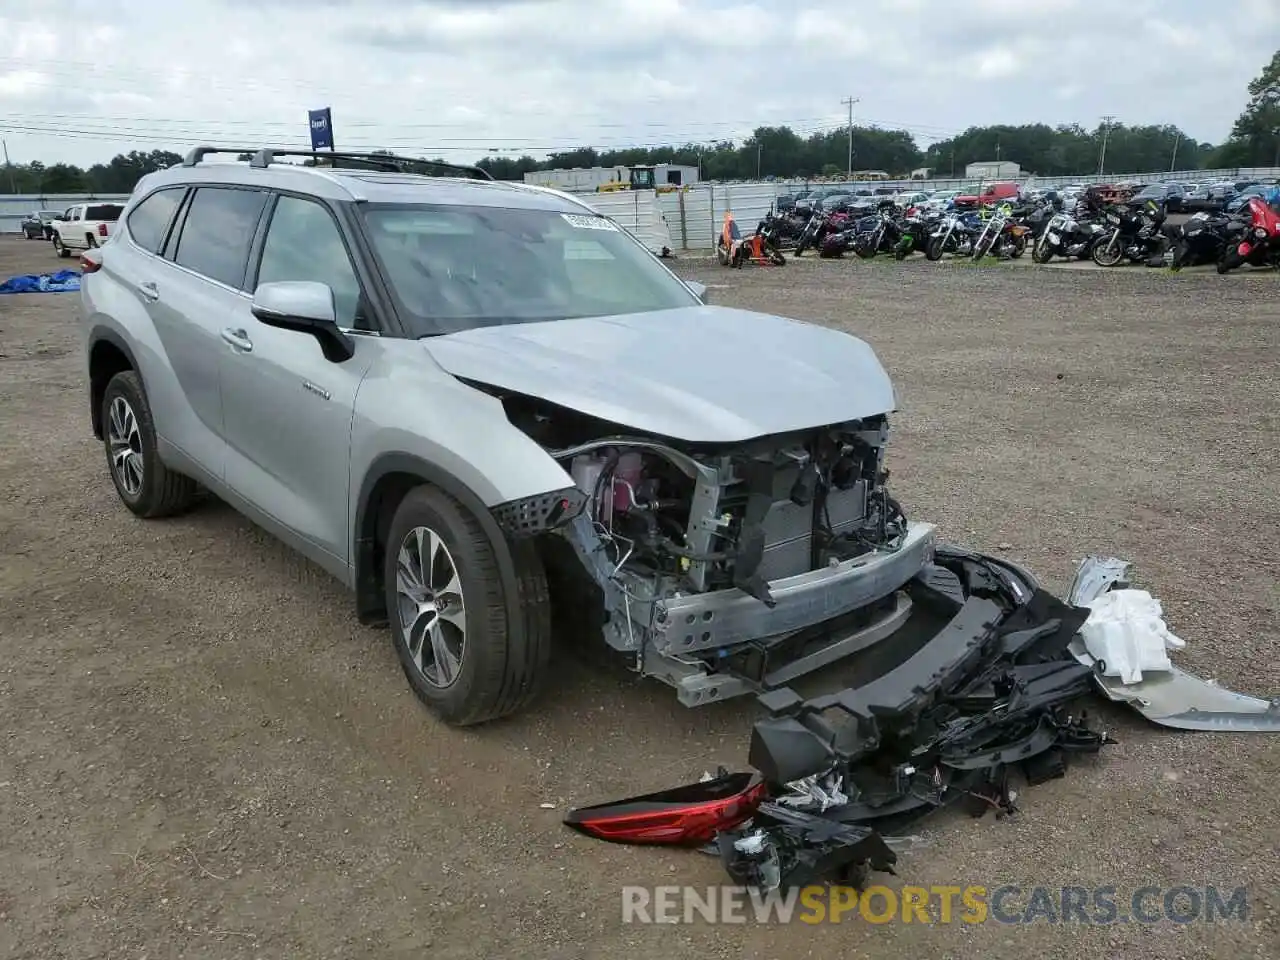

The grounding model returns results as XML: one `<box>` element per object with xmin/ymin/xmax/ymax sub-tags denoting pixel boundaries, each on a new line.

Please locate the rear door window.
<box><xmin>172</xmin><ymin>187</ymin><xmax>268</xmax><ymax>289</ymax></box>
<box><xmin>126</xmin><ymin>188</ymin><xmax>185</xmax><ymax>254</ymax></box>
<box><xmin>86</xmin><ymin>204</ymin><xmax>124</xmax><ymax>221</ymax></box>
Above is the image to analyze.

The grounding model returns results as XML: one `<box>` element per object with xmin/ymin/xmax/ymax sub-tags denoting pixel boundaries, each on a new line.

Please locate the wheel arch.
<box><xmin>87</xmin><ymin>327</ymin><xmax>141</xmax><ymax>439</ymax></box>
<box><xmin>352</xmin><ymin>453</ymin><xmax>525</xmax><ymax>633</ymax></box>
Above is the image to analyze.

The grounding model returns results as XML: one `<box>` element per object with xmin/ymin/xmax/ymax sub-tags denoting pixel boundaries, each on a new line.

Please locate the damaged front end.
<box><xmin>493</xmin><ymin>393</ymin><xmax>934</xmax><ymax>707</ymax></box>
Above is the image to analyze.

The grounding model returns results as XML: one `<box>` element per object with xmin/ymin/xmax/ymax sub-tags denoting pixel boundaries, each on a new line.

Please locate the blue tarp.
<box><xmin>0</xmin><ymin>270</ymin><xmax>81</xmax><ymax>294</ymax></box>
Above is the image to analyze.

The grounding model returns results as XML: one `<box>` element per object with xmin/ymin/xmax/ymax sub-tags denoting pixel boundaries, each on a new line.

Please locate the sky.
<box><xmin>1</xmin><ymin>0</ymin><xmax>1277</xmax><ymax>170</ymax></box>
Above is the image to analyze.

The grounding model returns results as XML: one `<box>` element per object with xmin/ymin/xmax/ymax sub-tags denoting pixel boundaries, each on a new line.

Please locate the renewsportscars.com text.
<box><xmin>621</xmin><ymin>884</ymin><xmax>1249</xmax><ymax>926</ymax></box>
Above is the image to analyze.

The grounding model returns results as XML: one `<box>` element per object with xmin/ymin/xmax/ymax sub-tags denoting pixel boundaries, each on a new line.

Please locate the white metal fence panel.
<box><xmin>1</xmin><ymin>193</ymin><xmax>130</xmax><ymax>235</ymax></box>
<box><xmin>580</xmin><ymin>190</ymin><xmax>675</xmax><ymax>254</ymax></box>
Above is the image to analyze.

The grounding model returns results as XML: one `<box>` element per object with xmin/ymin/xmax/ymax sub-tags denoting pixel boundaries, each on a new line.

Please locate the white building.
<box><xmin>965</xmin><ymin>160</ymin><xmax>1022</xmax><ymax>180</ymax></box>
<box><xmin>523</xmin><ymin>163</ymin><xmax>699</xmax><ymax>193</ymax></box>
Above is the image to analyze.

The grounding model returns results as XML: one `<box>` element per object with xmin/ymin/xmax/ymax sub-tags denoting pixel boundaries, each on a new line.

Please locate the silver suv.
<box><xmin>79</xmin><ymin>147</ymin><xmax>935</xmax><ymax>727</ymax></box>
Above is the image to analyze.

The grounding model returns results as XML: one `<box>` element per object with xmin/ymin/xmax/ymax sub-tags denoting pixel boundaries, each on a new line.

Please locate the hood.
<box><xmin>422</xmin><ymin>306</ymin><xmax>895</xmax><ymax>444</ymax></box>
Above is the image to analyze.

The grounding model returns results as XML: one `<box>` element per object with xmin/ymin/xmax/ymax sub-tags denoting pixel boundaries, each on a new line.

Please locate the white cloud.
<box><xmin>0</xmin><ymin>0</ymin><xmax>1270</xmax><ymax>168</ymax></box>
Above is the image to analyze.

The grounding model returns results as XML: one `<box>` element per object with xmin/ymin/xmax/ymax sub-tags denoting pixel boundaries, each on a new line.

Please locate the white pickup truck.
<box><xmin>51</xmin><ymin>202</ymin><xmax>125</xmax><ymax>258</ymax></box>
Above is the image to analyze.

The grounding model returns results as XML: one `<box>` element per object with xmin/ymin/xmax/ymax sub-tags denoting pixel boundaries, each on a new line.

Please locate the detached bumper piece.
<box><xmin>748</xmin><ymin>547</ymin><xmax>1114</xmax><ymax>837</ymax></box>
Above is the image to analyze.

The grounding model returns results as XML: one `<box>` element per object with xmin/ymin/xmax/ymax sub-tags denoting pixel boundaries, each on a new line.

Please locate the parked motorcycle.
<box><xmin>716</xmin><ymin>211</ymin><xmax>786</xmax><ymax>267</ymax></box>
<box><xmin>1217</xmin><ymin>196</ymin><xmax>1280</xmax><ymax>274</ymax></box>
<box><xmin>852</xmin><ymin>203</ymin><xmax>905</xmax><ymax>259</ymax></box>
<box><xmin>925</xmin><ymin>211</ymin><xmax>981</xmax><ymax>260</ymax></box>
<box><xmin>1168</xmin><ymin>212</ymin><xmax>1236</xmax><ymax>271</ymax></box>
<box><xmin>1033</xmin><ymin>212</ymin><xmax>1105</xmax><ymax>263</ymax></box>
<box><xmin>971</xmin><ymin>203</ymin><xmax>1027</xmax><ymax>260</ymax></box>
<box><xmin>1092</xmin><ymin>201</ymin><xmax>1167</xmax><ymax>267</ymax></box>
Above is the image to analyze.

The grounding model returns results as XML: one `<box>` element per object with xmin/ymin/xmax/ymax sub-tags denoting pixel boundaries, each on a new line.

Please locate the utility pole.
<box><xmin>1098</xmin><ymin>115</ymin><xmax>1117</xmax><ymax>176</ymax></box>
<box><xmin>841</xmin><ymin>96</ymin><xmax>860</xmax><ymax>179</ymax></box>
<box><xmin>1</xmin><ymin>140</ymin><xmax>15</xmax><ymax>194</ymax></box>
<box><xmin>1169</xmin><ymin>131</ymin><xmax>1180</xmax><ymax>172</ymax></box>
<box><xmin>756</xmin><ymin>140</ymin><xmax>762</xmax><ymax>179</ymax></box>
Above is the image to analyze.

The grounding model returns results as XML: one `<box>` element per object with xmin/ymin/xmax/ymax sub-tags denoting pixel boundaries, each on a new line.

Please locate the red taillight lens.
<box><xmin>1238</xmin><ymin>242</ymin><xmax>1252</xmax><ymax>257</ymax></box>
<box><xmin>564</xmin><ymin>773</ymin><xmax>767</xmax><ymax>845</ymax></box>
<box><xmin>79</xmin><ymin>254</ymin><xmax>101</xmax><ymax>274</ymax></box>
<box><xmin>98</xmin><ymin>223</ymin><xmax>108</xmax><ymax>236</ymax></box>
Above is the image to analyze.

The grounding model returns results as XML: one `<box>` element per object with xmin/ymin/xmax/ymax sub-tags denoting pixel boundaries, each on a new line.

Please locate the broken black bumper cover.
<box><xmin>748</xmin><ymin>547</ymin><xmax>1103</xmax><ymax>799</ymax></box>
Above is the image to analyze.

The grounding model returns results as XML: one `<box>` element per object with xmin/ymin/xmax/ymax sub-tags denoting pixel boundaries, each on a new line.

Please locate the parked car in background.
<box><xmin>51</xmin><ymin>202</ymin><xmax>124</xmax><ymax>257</ymax></box>
<box><xmin>1128</xmin><ymin>182</ymin><xmax>1188</xmax><ymax>213</ymax></box>
<box><xmin>953</xmin><ymin>181</ymin><xmax>1020</xmax><ymax>208</ymax></box>
<box><xmin>1181</xmin><ymin>182</ymin><xmax>1235</xmax><ymax>213</ymax></box>
<box><xmin>21</xmin><ymin>210</ymin><xmax>63</xmax><ymax>240</ymax></box>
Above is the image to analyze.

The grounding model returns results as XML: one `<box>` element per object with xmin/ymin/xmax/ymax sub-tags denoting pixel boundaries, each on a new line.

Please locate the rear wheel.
<box><xmin>768</xmin><ymin>246</ymin><xmax>786</xmax><ymax>266</ymax></box>
<box><xmin>1008</xmin><ymin>235</ymin><xmax>1026</xmax><ymax>258</ymax></box>
<box><xmin>385</xmin><ymin>485</ymin><xmax>551</xmax><ymax>726</ymax></box>
<box><xmin>101</xmin><ymin>371</ymin><xmax>198</xmax><ymax>518</ymax></box>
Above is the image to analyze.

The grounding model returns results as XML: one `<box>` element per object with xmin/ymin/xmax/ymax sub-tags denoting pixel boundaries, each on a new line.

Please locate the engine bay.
<box><xmin>488</xmin><ymin>386</ymin><xmax>924</xmax><ymax>704</ymax></box>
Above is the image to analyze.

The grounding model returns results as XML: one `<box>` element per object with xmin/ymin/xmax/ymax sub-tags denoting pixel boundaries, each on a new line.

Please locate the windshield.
<box><xmin>362</xmin><ymin>204</ymin><xmax>698</xmax><ymax>336</ymax></box>
<box><xmin>39</xmin><ymin>210</ymin><xmax>60</xmax><ymax>218</ymax></box>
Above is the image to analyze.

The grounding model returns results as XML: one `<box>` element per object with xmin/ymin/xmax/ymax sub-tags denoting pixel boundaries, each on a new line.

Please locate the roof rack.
<box><xmin>180</xmin><ymin>146</ymin><xmax>493</xmax><ymax>181</ymax></box>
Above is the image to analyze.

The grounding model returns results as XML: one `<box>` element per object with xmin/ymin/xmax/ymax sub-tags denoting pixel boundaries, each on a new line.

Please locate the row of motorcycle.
<box><xmin>735</xmin><ymin>195</ymin><xmax>1280</xmax><ymax>273</ymax></box>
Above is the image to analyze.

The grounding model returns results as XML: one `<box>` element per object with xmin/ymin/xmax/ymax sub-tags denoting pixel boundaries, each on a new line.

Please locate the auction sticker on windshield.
<box><xmin>561</xmin><ymin>213</ymin><xmax>620</xmax><ymax>231</ymax></box>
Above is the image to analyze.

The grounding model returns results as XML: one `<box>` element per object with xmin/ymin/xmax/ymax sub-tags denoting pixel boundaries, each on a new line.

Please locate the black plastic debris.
<box><xmin>718</xmin><ymin>802</ymin><xmax>897</xmax><ymax>893</ymax></box>
<box><xmin>565</xmin><ymin>548</ymin><xmax>1117</xmax><ymax>889</ymax></box>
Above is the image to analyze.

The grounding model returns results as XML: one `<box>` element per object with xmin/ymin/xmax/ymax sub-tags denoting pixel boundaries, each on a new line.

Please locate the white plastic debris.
<box><xmin>1078</xmin><ymin>588</ymin><xmax>1186</xmax><ymax>685</ymax></box>
<box><xmin>1067</xmin><ymin>556</ymin><xmax>1134</xmax><ymax>606</ymax></box>
<box><xmin>776</xmin><ymin>771</ymin><xmax>849</xmax><ymax>812</ymax></box>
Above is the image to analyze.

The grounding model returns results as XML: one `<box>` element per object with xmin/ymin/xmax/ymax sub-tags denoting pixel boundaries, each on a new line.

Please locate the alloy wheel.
<box><xmin>107</xmin><ymin>396</ymin><xmax>144</xmax><ymax>497</ymax></box>
<box><xmin>395</xmin><ymin>526</ymin><xmax>467</xmax><ymax>688</ymax></box>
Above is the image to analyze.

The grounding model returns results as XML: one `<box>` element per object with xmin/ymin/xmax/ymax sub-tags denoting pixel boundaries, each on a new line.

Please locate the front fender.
<box><xmin>349</xmin><ymin>339</ymin><xmax>575</xmax><ymax>513</ymax></box>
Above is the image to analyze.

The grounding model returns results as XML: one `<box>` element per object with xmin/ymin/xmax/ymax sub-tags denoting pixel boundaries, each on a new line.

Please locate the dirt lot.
<box><xmin>1</xmin><ymin>234</ymin><xmax>1278</xmax><ymax>959</ymax></box>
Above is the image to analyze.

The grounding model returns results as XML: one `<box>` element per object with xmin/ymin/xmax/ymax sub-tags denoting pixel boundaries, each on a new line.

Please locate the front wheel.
<box><xmin>53</xmin><ymin>235</ymin><xmax>70</xmax><ymax>258</ymax></box>
<box><xmin>925</xmin><ymin>236</ymin><xmax>946</xmax><ymax>261</ymax></box>
<box><xmin>768</xmin><ymin>246</ymin><xmax>786</xmax><ymax>266</ymax></box>
<box><xmin>385</xmin><ymin>485</ymin><xmax>551</xmax><ymax>726</ymax></box>
<box><xmin>1092</xmin><ymin>232</ymin><xmax>1124</xmax><ymax>267</ymax></box>
<box><xmin>1032</xmin><ymin>238</ymin><xmax>1054</xmax><ymax>264</ymax></box>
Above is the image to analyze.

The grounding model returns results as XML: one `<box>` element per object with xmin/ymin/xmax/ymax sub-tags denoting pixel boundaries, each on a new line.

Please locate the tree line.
<box><xmin>7</xmin><ymin>49</ymin><xmax>1279</xmax><ymax>196</ymax></box>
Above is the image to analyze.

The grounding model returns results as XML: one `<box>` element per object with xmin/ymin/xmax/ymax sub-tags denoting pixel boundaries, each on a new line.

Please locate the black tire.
<box><xmin>1032</xmin><ymin>238</ymin><xmax>1054</xmax><ymax>264</ymax></box>
<box><xmin>87</xmin><ymin>234</ymin><xmax>98</xmax><ymax>248</ymax></box>
<box><xmin>1009</xmin><ymin>235</ymin><xmax>1026</xmax><ymax>259</ymax></box>
<box><xmin>768</xmin><ymin>246</ymin><xmax>786</xmax><ymax>266</ymax></box>
<box><xmin>385</xmin><ymin>485</ymin><xmax>551</xmax><ymax>726</ymax></box>
<box><xmin>53</xmin><ymin>235</ymin><xmax>70</xmax><ymax>258</ymax></box>
<box><xmin>715</xmin><ymin>242</ymin><xmax>729</xmax><ymax>266</ymax></box>
<box><xmin>1092</xmin><ymin>234</ymin><xmax>1124</xmax><ymax>267</ymax></box>
<box><xmin>925</xmin><ymin>236</ymin><xmax>946</xmax><ymax>261</ymax></box>
<box><xmin>101</xmin><ymin>371</ymin><xmax>198</xmax><ymax>518</ymax></box>
<box><xmin>853</xmin><ymin>237</ymin><xmax>877</xmax><ymax>259</ymax></box>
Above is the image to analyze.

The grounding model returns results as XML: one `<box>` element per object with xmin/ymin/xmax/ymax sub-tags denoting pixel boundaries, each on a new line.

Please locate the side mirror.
<box><xmin>685</xmin><ymin>280</ymin><xmax>708</xmax><ymax>303</ymax></box>
<box><xmin>251</xmin><ymin>280</ymin><xmax>354</xmax><ymax>362</ymax></box>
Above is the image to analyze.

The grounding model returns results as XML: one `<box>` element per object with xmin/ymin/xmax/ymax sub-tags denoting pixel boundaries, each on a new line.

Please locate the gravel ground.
<box><xmin>1</xmin><ymin>235</ymin><xmax>1277</xmax><ymax>959</ymax></box>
